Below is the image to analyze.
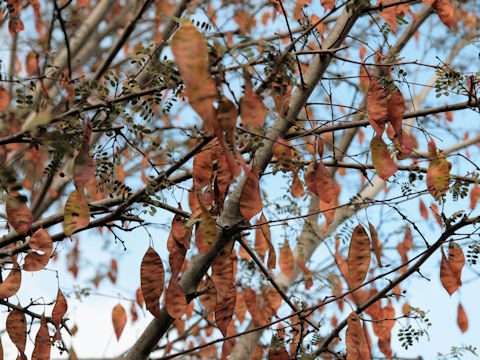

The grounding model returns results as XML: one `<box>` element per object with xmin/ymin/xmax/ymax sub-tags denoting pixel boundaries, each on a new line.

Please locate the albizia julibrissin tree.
<box><xmin>0</xmin><ymin>0</ymin><xmax>479</xmax><ymax>358</ymax></box>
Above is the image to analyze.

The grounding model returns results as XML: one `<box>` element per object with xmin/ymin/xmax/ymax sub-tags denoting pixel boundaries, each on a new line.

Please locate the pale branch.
<box><xmin>26</xmin><ymin>0</ymin><xmax>192</xmax><ymax>220</ymax></box>
<box><xmin>133</xmin><ymin>0</ymin><xmax>192</xmax><ymax>88</ymax></box>
<box><xmin>93</xmin><ymin>0</ymin><xmax>156</xmax><ymax>81</ymax></box>
<box><xmin>7</xmin><ymin>33</ymin><xmax>17</xmax><ymax>95</ymax></box>
<box><xmin>68</xmin><ymin>2</ymin><xmax>135</xmax><ymax>74</ymax></box>
<box><xmin>229</xmin><ymin>6</ymin><xmax>435</xmax><ymax>359</ymax></box>
<box><xmin>23</xmin><ymin>0</ymin><xmax>117</xmax><ymax>114</ymax></box>
<box><xmin>123</xmin><ymin>2</ymin><xmax>368</xmax><ymax>359</ymax></box>
<box><xmin>212</xmin><ymin>0</ymin><xmax>420</xmax><ymax>73</ymax></box>
<box><xmin>3</xmin><ymin>0</ymin><xmax>127</xmax><ymax>195</ymax></box>
<box><xmin>53</xmin><ymin>0</ymin><xmax>73</xmax><ymax>80</ymax></box>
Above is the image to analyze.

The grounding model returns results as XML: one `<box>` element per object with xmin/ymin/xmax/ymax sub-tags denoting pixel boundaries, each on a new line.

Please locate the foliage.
<box><xmin>0</xmin><ymin>0</ymin><xmax>479</xmax><ymax>359</ymax></box>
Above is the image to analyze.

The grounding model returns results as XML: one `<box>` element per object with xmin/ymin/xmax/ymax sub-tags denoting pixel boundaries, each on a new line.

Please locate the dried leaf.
<box><xmin>112</xmin><ymin>304</ymin><xmax>127</xmax><ymax>341</ymax></box>
<box><xmin>304</xmin><ymin>162</ymin><xmax>319</xmax><ymax>195</ymax></box>
<box><xmin>240</xmin><ymin>77</ymin><xmax>266</xmax><ymax>128</ymax></box>
<box><xmin>218</xmin><ymin>97</ymin><xmax>238</xmax><ymax>142</ymax></box>
<box><xmin>140</xmin><ymin>247</ymin><xmax>165</xmax><ymax>319</ymax></box>
<box><xmin>211</xmin><ymin>245</ymin><xmax>234</xmax><ymax>302</ymax></box>
<box><xmin>321</xmin><ymin>0</ymin><xmax>336</xmax><ymax>11</ymax></box>
<box><xmin>316</xmin><ymin>162</ymin><xmax>335</xmax><ymax>204</ymax></box>
<box><xmin>268</xmin><ymin>347</ymin><xmax>289</xmax><ymax>360</ymax></box>
<box><xmin>457</xmin><ymin>302</ymin><xmax>468</xmax><ymax>333</ymax></box>
<box><xmin>235</xmin><ymin>291</ymin><xmax>247</xmax><ymax>324</ymax></box>
<box><xmin>427</xmin><ymin>155</ymin><xmax>450</xmax><ymax>199</ymax></box>
<box><xmin>195</xmin><ymin>210</ymin><xmax>217</xmax><ymax>253</ymax></box>
<box><xmin>8</xmin><ymin>13</ymin><xmax>24</xmax><ymax>35</ymax></box>
<box><xmin>168</xmin><ymin>240</ymin><xmax>186</xmax><ymax>277</ymax></box>
<box><xmin>369</xmin><ymin>222</ymin><xmax>383</xmax><ymax>267</ymax></box>
<box><xmin>239</xmin><ymin>166</ymin><xmax>262</xmax><ymax>222</ymax></box>
<box><xmin>130</xmin><ymin>302</ymin><xmax>138</xmax><ymax>323</ymax></box>
<box><xmin>256</xmin><ymin>213</ymin><xmax>275</xmax><ymax>268</ymax></box>
<box><xmin>272</xmin><ymin>138</ymin><xmax>294</xmax><ymax>171</ymax></box>
<box><xmin>255</xmin><ymin>220</ymin><xmax>268</xmax><ymax>261</ymax></box>
<box><xmin>52</xmin><ymin>289</ymin><xmax>67</xmax><ymax>340</ymax></box>
<box><xmin>6</xmin><ymin>310</ymin><xmax>26</xmax><ymax>360</ymax></box>
<box><xmin>172</xmin><ymin>213</ymin><xmax>189</xmax><ymax>249</ymax></box>
<box><xmin>107</xmin><ymin>258</ymin><xmax>118</xmax><ymax>284</ymax></box>
<box><xmin>279</xmin><ymin>240</ymin><xmax>294</xmax><ymax>278</ymax></box>
<box><xmin>365</xmin><ymin>287</ymin><xmax>381</xmax><ymax>319</ymax></box>
<box><xmin>428</xmin><ymin>138</ymin><xmax>437</xmax><ymax>157</ymax></box>
<box><xmin>0</xmin><ymin>87</ymin><xmax>11</xmax><ymax>112</ymax></box>
<box><xmin>470</xmin><ymin>186</ymin><xmax>480</xmax><ymax>209</ymax></box>
<box><xmin>371</xmin><ymin>136</ymin><xmax>397</xmax><ymax>181</ymax></box>
<box><xmin>360</xmin><ymin>326</ymin><xmax>373</xmax><ymax>360</ymax></box>
<box><xmin>171</xmin><ymin>21</ymin><xmax>217</xmax><ymax>134</ymax></box>
<box><xmin>64</xmin><ymin>187</ymin><xmax>90</xmax><ymax>237</ymax></box>
<box><xmin>291</xmin><ymin>170</ymin><xmax>304</xmax><ymax>197</ymax></box>
<box><xmin>346</xmin><ymin>312</ymin><xmax>363</xmax><ymax>360</ymax></box>
<box><xmin>382</xmin><ymin>300</ymin><xmax>396</xmax><ymax>336</ymax></box>
<box><xmin>0</xmin><ymin>257</ymin><xmax>21</xmax><ymax>298</ymax></box>
<box><xmin>73</xmin><ymin>119</ymin><xmax>95</xmax><ymax>189</ymax></box>
<box><xmin>448</xmin><ymin>242</ymin><xmax>464</xmax><ymax>286</ymax></box>
<box><xmin>6</xmin><ymin>193</ymin><xmax>33</xmax><ymax>235</ymax></box>
<box><xmin>214</xmin><ymin>145</ymin><xmax>234</xmax><ymax>196</ymax></box>
<box><xmin>394</xmin><ymin>131</ymin><xmax>414</xmax><ymax>160</ymax></box>
<box><xmin>378</xmin><ymin>336</ymin><xmax>392</xmax><ymax>359</ymax></box>
<box><xmin>378</xmin><ymin>0</ymin><xmax>398</xmax><ymax>33</ymax></box>
<box><xmin>193</xmin><ymin>142</ymin><xmax>213</xmax><ymax>190</ymax></box>
<box><xmin>432</xmin><ymin>0</ymin><xmax>457</xmax><ymax>29</ymax></box>
<box><xmin>319</xmin><ymin>196</ymin><xmax>337</xmax><ymax>229</ymax></box>
<box><xmin>440</xmin><ymin>246</ymin><xmax>458</xmax><ymax>296</ymax></box>
<box><xmin>245</xmin><ymin>288</ymin><xmax>267</xmax><ymax>326</ymax></box>
<box><xmin>166</xmin><ymin>277</ymin><xmax>187</xmax><ymax>319</ymax></box>
<box><xmin>24</xmin><ymin>228</ymin><xmax>53</xmax><ymax>271</ymax></box>
<box><xmin>136</xmin><ymin>286</ymin><xmax>144</xmax><ymax>307</ymax></box>
<box><xmin>26</xmin><ymin>50</ymin><xmax>39</xmax><ymax>76</ymax></box>
<box><xmin>264</xmin><ymin>287</ymin><xmax>283</xmax><ymax>314</ymax></box>
<box><xmin>386</xmin><ymin>85</ymin><xmax>405</xmax><ymax>142</ymax></box>
<box><xmin>215</xmin><ymin>282</ymin><xmax>236</xmax><ymax>337</ymax></box>
<box><xmin>32</xmin><ymin>314</ymin><xmax>50</xmax><ymax>360</ymax></box>
<box><xmin>419</xmin><ymin>199</ymin><xmax>429</xmax><ymax>219</ymax></box>
<box><xmin>367</xmin><ymin>80</ymin><xmax>388</xmax><ymax>135</ymax></box>
<box><xmin>348</xmin><ymin>225</ymin><xmax>371</xmax><ymax>288</ymax></box>
<box><xmin>199</xmin><ymin>275</ymin><xmax>217</xmax><ymax>311</ymax></box>
<box><xmin>317</xmin><ymin>137</ymin><xmax>324</xmax><ymax>158</ymax></box>
<box><xmin>297</xmin><ymin>257</ymin><xmax>313</xmax><ymax>290</ymax></box>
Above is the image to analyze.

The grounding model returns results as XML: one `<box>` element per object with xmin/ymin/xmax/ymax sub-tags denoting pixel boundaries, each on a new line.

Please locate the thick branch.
<box><xmin>123</xmin><ymin>2</ymin><xmax>367</xmax><ymax>359</ymax></box>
